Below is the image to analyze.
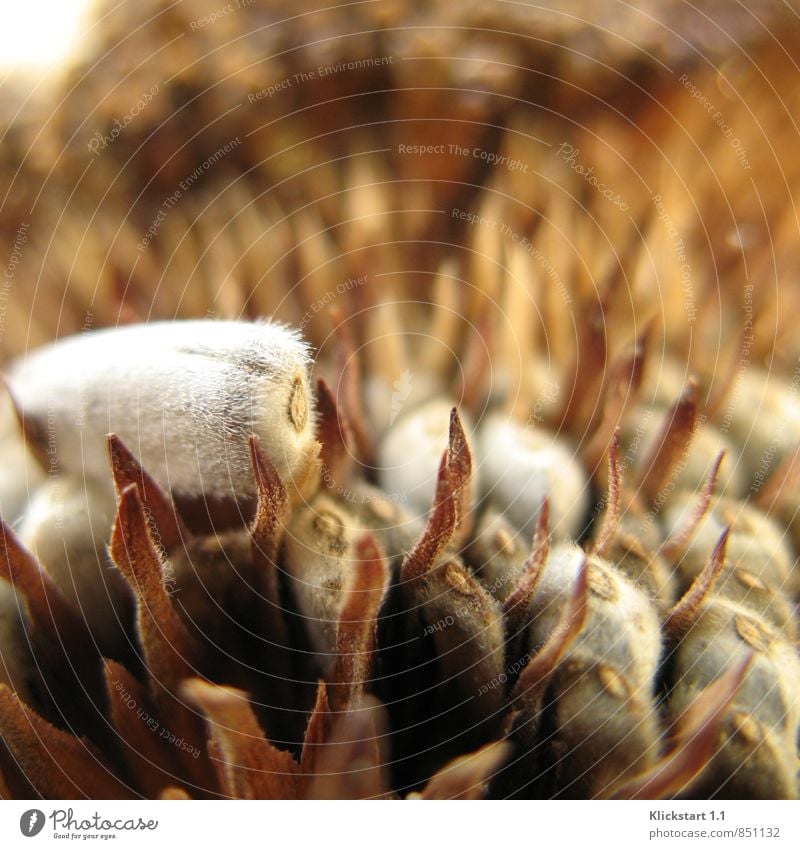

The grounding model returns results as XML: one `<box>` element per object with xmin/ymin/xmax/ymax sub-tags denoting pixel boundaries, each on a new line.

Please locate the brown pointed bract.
<box><xmin>638</xmin><ymin>380</ymin><xmax>698</xmax><ymax>505</ymax></box>
<box><xmin>316</xmin><ymin>377</ymin><xmax>353</xmax><ymax>491</ymax></box>
<box><xmin>0</xmin><ymin>685</ymin><xmax>133</xmax><ymax>799</ymax></box>
<box><xmin>664</xmin><ymin>528</ymin><xmax>730</xmax><ymax>638</ymax></box>
<box><xmin>183</xmin><ymin>679</ymin><xmax>299</xmax><ymax>800</ymax></box>
<box><xmin>659</xmin><ymin>450</ymin><xmax>726</xmax><ymax>561</ymax></box>
<box><xmin>611</xmin><ymin>655</ymin><xmax>752</xmax><ymax>799</ymax></box>
<box><xmin>329</xmin><ymin>533</ymin><xmax>390</xmax><ymax>712</ymax></box>
<box><xmin>107</xmin><ymin>433</ymin><xmax>187</xmax><ymax>551</ymax></box>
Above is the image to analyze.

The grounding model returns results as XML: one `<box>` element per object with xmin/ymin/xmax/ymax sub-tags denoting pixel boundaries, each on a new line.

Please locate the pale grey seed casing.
<box><xmin>8</xmin><ymin>320</ymin><xmax>320</xmax><ymax>506</ymax></box>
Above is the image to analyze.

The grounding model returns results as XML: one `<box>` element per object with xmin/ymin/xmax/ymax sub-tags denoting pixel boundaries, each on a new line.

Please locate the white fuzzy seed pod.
<box><xmin>466</xmin><ymin>508</ymin><xmax>529</xmax><ymax>602</ymax></box>
<box><xmin>8</xmin><ymin>320</ymin><xmax>320</xmax><ymax>507</ymax></box>
<box><xmin>0</xmin><ymin>394</ymin><xmax>44</xmax><ymax>524</ymax></box>
<box><xmin>524</xmin><ymin>544</ymin><xmax>663</xmax><ymax>796</ymax></box>
<box><xmin>668</xmin><ymin>598</ymin><xmax>800</xmax><ymax>798</ymax></box>
<box><xmin>377</xmin><ymin>398</ymin><xmax>477</xmax><ymax>523</ymax></box>
<box><xmin>529</xmin><ymin>543</ymin><xmax>662</xmax><ymax>697</ymax></box>
<box><xmin>282</xmin><ymin>493</ymin><xmax>361</xmax><ymax>670</ymax></box>
<box><xmin>477</xmin><ymin>412</ymin><xmax>589</xmax><ymax>539</ymax></box>
<box><xmin>18</xmin><ymin>476</ymin><xmax>131</xmax><ymax>654</ymax></box>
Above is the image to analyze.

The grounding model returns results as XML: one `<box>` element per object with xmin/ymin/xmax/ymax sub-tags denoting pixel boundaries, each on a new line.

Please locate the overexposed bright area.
<box><xmin>0</xmin><ymin>0</ymin><xmax>93</xmax><ymax>72</ymax></box>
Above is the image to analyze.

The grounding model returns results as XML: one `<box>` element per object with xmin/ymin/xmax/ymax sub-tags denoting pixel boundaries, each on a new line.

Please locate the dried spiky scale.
<box><xmin>184</xmin><ymin>679</ymin><xmax>299</xmax><ymax>800</ymax></box>
<box><xmin>0</xmin><ymin>686</ymin><xmax>132</xmax><ymax>799</ymax></box>
<box><xmin>103</xmin><ymin>660</ymin><xmax>182</xmax><ymax>799</ymax></box>
<box><xmin>377</xmin><ymin>400</ymin><xmax>477</xmax><ymax>525</ymax></box>
<box><xmin>625</xmin><ymin>404</ymin><xmax>743</xmax><ymax>503</ymax></box>
<box><xmin>477</xmin><ymin>413</ymin><xmax>589</xmax><ymax>540</ymax></box>
<box><xmin>612</xmin><ymin>656</ymin><xmax>752</xmax><ymax>800</ymax></box>
<box><xmin>636</xmin><ymin>381</ymin><xmax>698</xmax><ymax>506</ymax></box>
<box><xmin>328</xmin><ymin>533</ymin><xmax>390</xmax><ymax>712</ymax></box>
<box><xmin>662</xmin><ymin>493</ymin><xmax>798</xmax><ymax>615</ymax></box>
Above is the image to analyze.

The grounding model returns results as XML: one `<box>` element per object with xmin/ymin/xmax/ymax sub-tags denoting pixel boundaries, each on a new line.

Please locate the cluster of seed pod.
<box><xmin>2</xmin><ymin>0</ymin><xmax>800</xmax><ymax>803</ymax></box>
<box><xmin>2</xmin><ymin>311</ymin><xmax>797</xmax><ymax>800</ymax></box>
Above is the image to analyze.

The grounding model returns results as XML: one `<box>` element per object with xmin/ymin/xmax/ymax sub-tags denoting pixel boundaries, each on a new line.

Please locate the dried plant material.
<box><xmin>306</xmin><ymin>696</ymin><xmax>390</xmax><ymax>800</ymax></box>
<box><xmin>107</xmin><ymin>434</ymin><xmax>187</xmax><ymax>551</ymax></box>
<box><xmin>400</xmin><ymin>451</ymin><xmax>460</xmax><ymax>583</ymax></box>
<box><xmin>0</xmin><ymin>582</ymin><xmax>38</xmax><ymax>706</ymax></box>
<box><xmin>418</xmin><ymin>261</ymin><xmax>465</xmax><ymax>374</ymax></box>
<box><xmin>109</xmin><ymin>484</ymin><xmax>213</xmax><ymax>789</ymax></box>
<box><xmin>591</xmin><ymin>431</ymin><xmax>622</xmax><ymax>558</ymax></box>
<box><xmin>502</xmin><ymin>499</ymin><xmax>551</xmax><ymax>641</ymax></box>
<box><xmin>316</xmin><ymin>378</ymin><xmax>353</xmax><ymax>493</ymax></box>
<box><xmin>8</xmin><ymin>321</ymin><xmax>320</xmax><ymax>512</ymax></box>
<box><xmin>331</xmin><ymin>306</ymin><xmax>374</xmax><ymax>464</ymax></box>
<box><xmin>662</xmin><ymin>493</ymin><xmax>797</xmax><ymax>633</ymax></box>
<box><xmin>110</xmin><ymin>484</ymin><xmax>198</xmax><ymax>686</ymax></box>
<box><xmin>300</xmin><ymin>682</ymin><xmax>332</xmax><ymax>778</ymax></box>
<box><xmin>638</xmin><ymin>381</ymin><xmax>698</xmax><ymax>505</ymax></box>
<box><xmin>584</xmin><ymin>328</ymin><xmax>651</xmax><ymax>471</ymax></box>
<box><xmin>664</xmin><ymin>529</ymin><xmax>730</xmax><ymax>638</ymax></box>
<box><xmin>378</xmin><ymin>401</ymin><xmax>476</xmax><ymax>527</ymax></box>
<box><xmin>611</xmin><ymin>655</ymin><xmax>752</xmax><ymax>800</ymax></box>
<box><xmin>248</xmin><ymin>434</ymin><xmax>289</xmax><ymax>573</ymax></box>
<box><xmin>421</xmin><ymin>741</ymin><xmax>510</xmax><ymax>800</ymax></box>
<box><xmin>560</xmin><ymin>296</ymin><xmax>608</xmax><ymax>432</ymax></box>
<box><xmin>0</xmin><ymin>685</ymin><xmax>132</xmax><ymax>799</ymax></box>
<box><xmin>0</xmin><ymin>519</ymin><xmax>85</xmax><ymax>648</ymax></box>
<box><xmin>329</xmin><ymin>534</ymin><xmax>390</xmax><ymax>712</ymax></box>
<box><xmin>659</xmin><ymin>451</ymin><xmax>726</xmax><ymax>561</ymax></box>
<box><xmin>103</xmin><ymin>660</ymin><xmax>179</xmax><ymax>799</ymax></box>
<box><xmin>184</xmin><ymin>679</ymin><xmax>299</xmax><ymax>800</ymax></box>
